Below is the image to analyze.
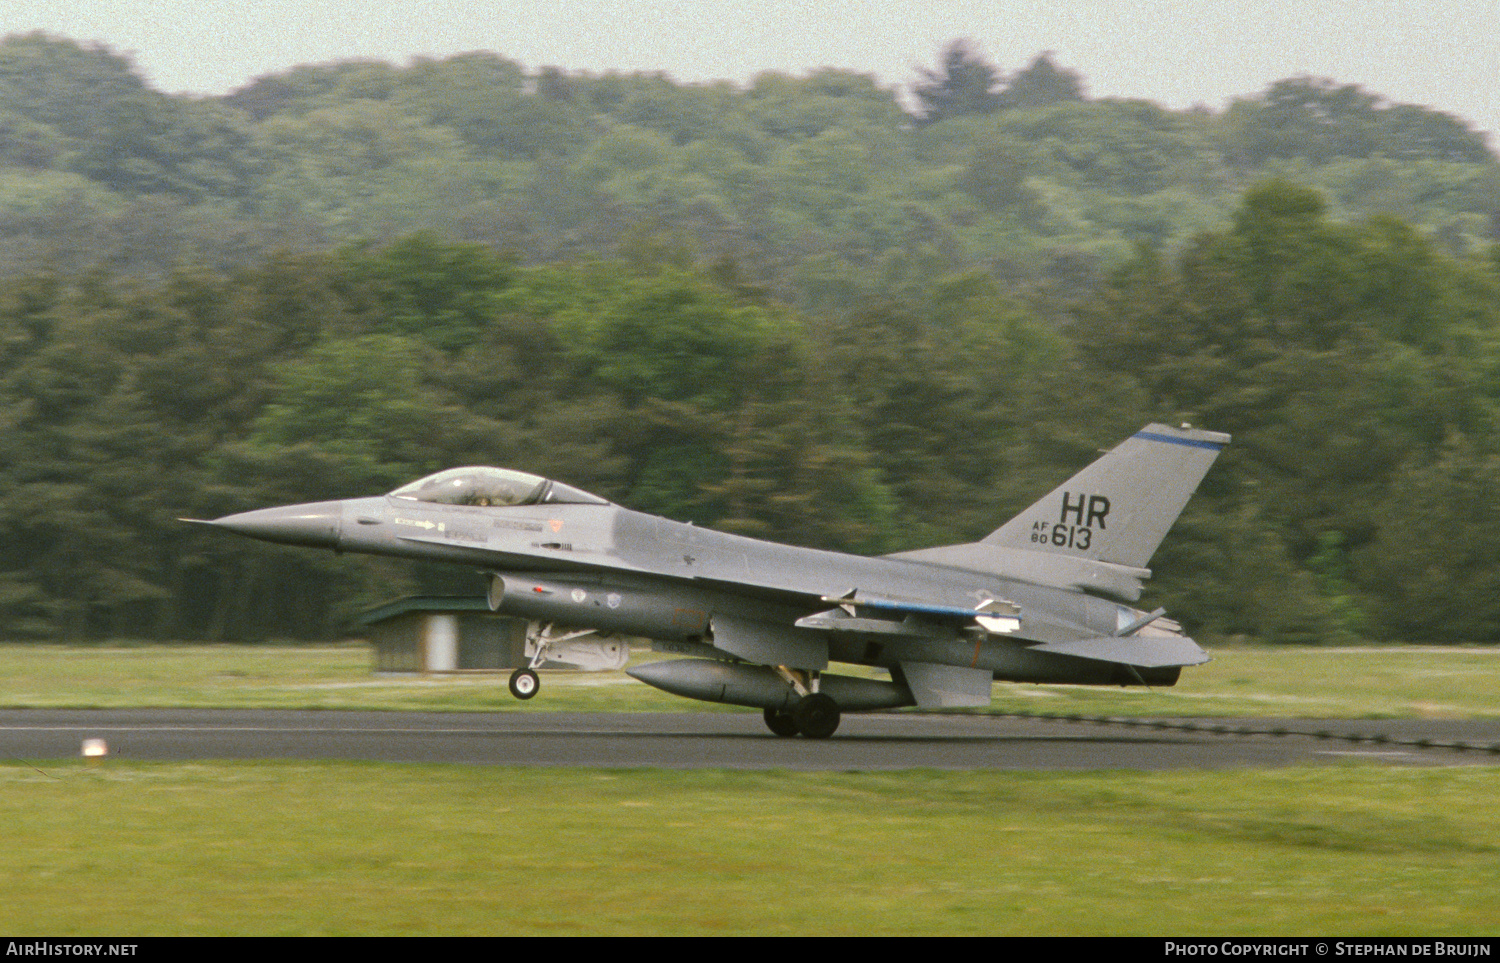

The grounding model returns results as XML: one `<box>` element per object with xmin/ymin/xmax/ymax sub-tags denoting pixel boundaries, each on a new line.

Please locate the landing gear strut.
<box><xmin>506</xmin><ymin>622</ymin><xmax>605</xmax><ymax>701</ymax></box>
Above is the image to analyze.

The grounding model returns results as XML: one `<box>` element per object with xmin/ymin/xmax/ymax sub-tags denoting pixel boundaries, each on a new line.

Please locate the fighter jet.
<box><xmin>193</xmin><ymin>423</ymin><xmax>1227</xmax><ymax>737</ymax></box>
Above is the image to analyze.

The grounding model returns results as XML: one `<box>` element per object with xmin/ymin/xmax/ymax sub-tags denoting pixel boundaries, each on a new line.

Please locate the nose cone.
<box><xmin>203</xmin><ymin>501</ymin><xmax>344</xmax><ymax>549</ymax></box>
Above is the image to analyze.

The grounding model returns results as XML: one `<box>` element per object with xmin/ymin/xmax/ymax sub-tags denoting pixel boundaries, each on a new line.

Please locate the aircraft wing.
<box><xmin>794</xmin><ymin>590</ymin><xmax>1206</xmax><ymax>691</ymax></box>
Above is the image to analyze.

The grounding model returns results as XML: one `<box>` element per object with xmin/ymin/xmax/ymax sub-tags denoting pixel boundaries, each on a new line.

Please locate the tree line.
<box><xmin>2</xmin><ymin>181</ymin><xmax>1499</xmax><ymax>643</ymax></box>
<box><xmin>0</xmin><ymin>33</ymin><xmax>1496</xmax><ymax>315</ymax></box>
<box><xmin>3</xmin><ymin>33</ymin><xmax>1500</xmax><ymax>643</ymax></box>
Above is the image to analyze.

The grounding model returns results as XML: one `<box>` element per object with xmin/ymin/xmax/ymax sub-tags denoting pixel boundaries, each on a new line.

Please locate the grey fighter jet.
<box><xmin>194</xmin><ymin>423</ymin><xmax>1227</xmax><ymax>737</ymax></box>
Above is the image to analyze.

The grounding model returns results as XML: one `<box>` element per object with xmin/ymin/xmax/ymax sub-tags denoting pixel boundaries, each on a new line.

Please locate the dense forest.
<box><xmin>2</xmin><ymin>33</ymin><xmax>1499</xmax><ymax>644</ymax></box>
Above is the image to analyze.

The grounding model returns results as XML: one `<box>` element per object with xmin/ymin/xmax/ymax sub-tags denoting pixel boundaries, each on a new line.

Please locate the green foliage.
<box><xmin>998</xmin><ymin>52</ymin><xmax>1087</xmax><ymax>110</ymax></box>
<box><xmin>250</xmin><ymin>334</ymin><xmax>441</xmax><ymax>482</ymax></box>
<box><xmin>912</xmin><ymin>39</ymin><xmax>1004</xmax><ymax>125</ymax></box>
<box><xmin>2</xmin><ymin>32</ymin><xmax>1500</xmax><ymax>644</ymax></box>
<box><xmin>748</xmin><ymin>69</ymin><xmax>904</xmax><ymax>142</ymax></box>
<box><xmin>0</xmin><ymin>33</ymin><xmax>147</xmax><ymax>142</ymax></box>
<box><xmin>994</xmin><ymin>99</ymin><xmax>1212</xmax><ymax>195</ymax></box>
<box><xmin>1224</xmin><ymin>77</ymin><xmax>1492</xmax><ymax>166</ymax></box>
<box><xmin>221</xmin><ymin>60</ymin><xmax>404</xmax><ymax>121</ymax></box>
<box><xmin>334</xmin><ymin>233</ymin><xmax>516</xmax><ymax>350</ymax></box>
<box><xmin>822</xmin><ymin>272</ymin><xmax>1067</xmax><ymax>546</ymax></box>
<box><xmin>2</xmin><ymin>185</ymin><xmax>1500</xmax><ymax>643</ymax></box>
<box><xmin>0</xmin><ymin>35</ymin><xmax>258</xmax><ymax>201</ymax></box>
<box><xmin>1070</xmin><ymin>181</ymin><xmax>1500</xmax><ymax>641</ymax></box>
<box><xmin>1363</xmin><ymin>436</ymin><xmax>1500</xmax><ymax>641</ymax></box>
<box><xmin>396</xmin><ymin>53</ymin><xmax>592</xmax><ymax>159</ymax></box>
<box><xmin>473</xmin><ymin>257</ymin><xmax>896</xmax><ymax>550</ymax></box>
<box><xmin>954</xmin><ymin>130</ymin><xmax>1044</xmax><ymax>217</ymax></box>
<box><xmin>1</xmin><ymin>32</ymin><xmax>1495</xmax><ymax>303</ymax></box>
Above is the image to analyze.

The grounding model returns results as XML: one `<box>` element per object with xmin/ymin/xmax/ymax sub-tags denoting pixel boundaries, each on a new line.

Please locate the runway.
<box><xmin>2</xmin><ymin>708</ymin><xmax>1497</xmax><ymax>769</ymax></box>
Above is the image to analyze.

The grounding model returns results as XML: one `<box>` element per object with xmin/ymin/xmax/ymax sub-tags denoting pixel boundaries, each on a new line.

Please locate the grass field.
<box><xmin>0</xmin><ymin>642</ymin><xmax>1496</xmax><ymax>935</ymax></box>
<box><xmin>0</xmin><ymin>641</ymin><xmax>1495</xmax><ymax>718</ymax></box>
<box><xmin>2</xmin><ymin>763</ymin><xmax>1497</xmax><ymax>936</ymax></box>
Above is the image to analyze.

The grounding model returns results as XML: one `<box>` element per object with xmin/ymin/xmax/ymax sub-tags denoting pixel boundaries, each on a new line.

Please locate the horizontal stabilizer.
<box><xmin>1029</xmin><ymin>635</ymin><xmax>1209</xmax><ymax>669</ymax></box>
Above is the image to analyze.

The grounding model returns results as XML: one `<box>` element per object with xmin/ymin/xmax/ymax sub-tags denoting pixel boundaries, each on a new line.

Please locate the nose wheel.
<box><xmin>506</xmin><ymin>622</ymin><xmax>604</xmax><ymax>701</ymax></box>
<box><xmin>508</xmin><ymin>668</ymin><xmax>539</xmax><ymax>699</ymax></box>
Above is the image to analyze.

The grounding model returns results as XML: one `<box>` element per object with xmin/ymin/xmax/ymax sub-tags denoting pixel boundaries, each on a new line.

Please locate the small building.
<box><xmin>355</xmin><ymin>595</ymin><xmax>631</xmax><ymax>675</ymax></box>
<box><xmin>357</xmin><ymin>596</ymin><xmax>528</xmax><ymax>673</ymax></box>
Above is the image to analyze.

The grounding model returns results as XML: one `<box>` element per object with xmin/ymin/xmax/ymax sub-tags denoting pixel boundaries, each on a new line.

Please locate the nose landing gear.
<box><xmin>508</xmin><ymin>667</ymin><xmax>539</xmax><ymax>699</ymax></box>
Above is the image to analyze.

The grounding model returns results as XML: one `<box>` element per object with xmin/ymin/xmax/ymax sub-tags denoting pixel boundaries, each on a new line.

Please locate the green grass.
<box><xmin>0</xmin><ymin>642</ymin><xmax>691</xmax><ymax>712</ymax></box>
<box><xmin>989</xmin><ymin>645</ymin><xmax>1500</xmax><ymax>719</ymax></box>
<box><xmin>1</xmin><ymin>642</ymin><xmax>1496</xmax><ymax>935</ymax></box>
<box><xmin>0</xmin><ymin>642</ymin><xmax>1494</xmax><ymax>718</ymax></box>
<box><xmin>0</xmin><ymin>762</ymin><xmax>1496</xmax><ymax>936</ymax></box>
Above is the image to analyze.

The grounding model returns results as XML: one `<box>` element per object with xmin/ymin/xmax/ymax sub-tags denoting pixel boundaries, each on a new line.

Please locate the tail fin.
<box><xmin>984</xmin><ymin>423</ymin><xmax>1229</xmax><ymax>569</ymax></box>
<box><xmin>888</xmin><ymin>424</ymin><xmax>1228</xmax><ymax>599</ymax></box>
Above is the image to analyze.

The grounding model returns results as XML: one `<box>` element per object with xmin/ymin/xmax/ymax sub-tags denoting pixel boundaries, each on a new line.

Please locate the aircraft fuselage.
<box><xmin>215</xmin><ymin>493</ymin><xmax>1180</xmax><ymax>686</ymax></box>
<box><xmin>197</xmin><ymin>423</ymin><xmax>1227</xmax><ymax>735</ymax></box>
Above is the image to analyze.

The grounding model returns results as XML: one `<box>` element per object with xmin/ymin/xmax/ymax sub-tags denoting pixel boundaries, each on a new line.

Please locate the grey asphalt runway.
<box><xmin>2</xmin><ymin>708</ymin><xmax>1497</xmax><ymax>769</ymax></box>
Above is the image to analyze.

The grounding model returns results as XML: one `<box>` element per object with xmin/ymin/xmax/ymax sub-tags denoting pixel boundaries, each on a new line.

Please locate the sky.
<box><xmin>5</xmin><ymin>0</ymin><xmax>1498</xmax><ymax>142</ymax></box>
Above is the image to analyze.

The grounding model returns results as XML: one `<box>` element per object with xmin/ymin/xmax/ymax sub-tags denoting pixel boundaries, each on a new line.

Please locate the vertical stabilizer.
<box><xmin>983</xmin><ymin>423</ymin><xmax>1228</xmax><ymax>569</ymax></box>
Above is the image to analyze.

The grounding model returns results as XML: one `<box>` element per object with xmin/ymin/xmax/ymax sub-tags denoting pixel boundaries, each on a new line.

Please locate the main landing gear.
<box><xmin>763</xmin><ymin>695</ymin><xmax>841</xmax><ymax>738</ymax></box>
<box><xmin>763</xmin><ymin>668</ymin><xmax>842</xmax><ymax>738</ymax></box>
<box><xmin>791</xmin><ymin>693</ymin><xmax>841</xmax><ymax>739</ymax></box>
<box><xmin>763</xmin><ymin>707</ymin><xmax>800</xmax><ymax>737</ymax></box>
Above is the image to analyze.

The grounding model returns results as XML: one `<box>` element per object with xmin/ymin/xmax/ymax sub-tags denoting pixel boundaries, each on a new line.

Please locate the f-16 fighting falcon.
<box><xmin>192</xmin><ymin>423</ymin><xmax>1228</xmax><ymax>737</ymax></box>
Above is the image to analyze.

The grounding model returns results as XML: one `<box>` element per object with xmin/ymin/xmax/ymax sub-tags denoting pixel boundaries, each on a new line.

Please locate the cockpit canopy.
<box><xmin>388</xmin><ymin>467</ymin><xmax>610</xmax><ymax>507</ymax></box>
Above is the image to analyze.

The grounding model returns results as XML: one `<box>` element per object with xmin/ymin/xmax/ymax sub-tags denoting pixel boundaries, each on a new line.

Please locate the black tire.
<box><xmin>763</xmin><ymin>707</ymin><xmax>800</xmax><ymax>737</ymax></box>
<box><xmin>791</xmin><ymin>693</ymin><xmax>841</xmax><ymax>739</ymax></box>
<box><xmin>508</xmin><ymin>668</ymin><xmax>540</xmax><ymax>700</ymax></box>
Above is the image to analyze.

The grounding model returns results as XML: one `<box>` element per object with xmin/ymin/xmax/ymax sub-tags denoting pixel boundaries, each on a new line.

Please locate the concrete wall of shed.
<box><xmin>370</xmin><ymin>612</ymin><xmax>529</xmax><ymax>674</ymax></box>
